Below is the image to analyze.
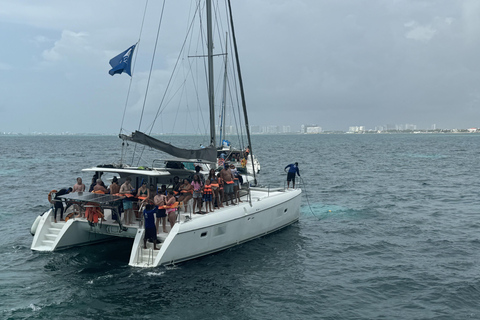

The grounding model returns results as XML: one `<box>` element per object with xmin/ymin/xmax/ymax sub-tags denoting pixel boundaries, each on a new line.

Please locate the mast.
<box><xmin>207</xmin><ymin>0</ymin><xmax>216</xmax><ymax>147</ymax></box>
<box><xmin>227</xmin><ymin>0</ymin><xmax>257</xmax><ymax>184</ymax></box>
<box><xmin>219</xmin><ymin>33</ymin><xmax>228</xmax><ymax>147</ymax></box>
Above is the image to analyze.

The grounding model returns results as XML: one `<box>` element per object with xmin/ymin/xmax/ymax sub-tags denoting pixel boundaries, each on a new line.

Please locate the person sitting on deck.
<box><xmin>52</xmin><ymin>187</ymin><xmax>72</xmax><ymax>223</ymax></box>
<box><xmin>154</xmin><ymin>185</ymin><xmax>167</xmax><ymax>233</ymax></box>
<box><xmin>172</xmin><ymin>176</ymin><xmax>181</xmax><ymax>196</ymax></box>
<box><xmin>72</xmin><ymin>177</ymin><xmax>85</xmax><ymax>193</ymax></box>
<box><xmin>143</xmin><ymin>204</ymin><xmax>159</xmax><ymax>250</ymax></box>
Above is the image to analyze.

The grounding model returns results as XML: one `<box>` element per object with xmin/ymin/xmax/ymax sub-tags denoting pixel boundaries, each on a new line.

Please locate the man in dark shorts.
<box><xmin>53</xmin><ymin>187</ymin><xmax>72</xmax><ymax>223</ymax></box>
<box><xmin>143</xmin><ymin>204</ymin><xmax>159</xmax><ymax>250</ymax></box>
<box><xmin>284</xmin><ymin>162</ymin><xmax>300</xmax><ymax>189</ymax></box>
<box><xmin>220</xmin><ymin>162</ymin><xmax>235</xmax><ymax>205</ymax></box>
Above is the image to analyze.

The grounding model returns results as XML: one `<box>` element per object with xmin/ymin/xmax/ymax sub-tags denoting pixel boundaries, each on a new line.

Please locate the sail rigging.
<box><xmin>114</xmin><ymin>0</ymin><xmax>254</xmax><ymax>172</ymax></box>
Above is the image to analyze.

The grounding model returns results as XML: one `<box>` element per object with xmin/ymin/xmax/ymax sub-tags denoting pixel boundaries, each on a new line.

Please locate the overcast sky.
<box><xmin>1</xmin><ymin>0</ymin><xmax>480</xmax><ymax>134</ymax></box>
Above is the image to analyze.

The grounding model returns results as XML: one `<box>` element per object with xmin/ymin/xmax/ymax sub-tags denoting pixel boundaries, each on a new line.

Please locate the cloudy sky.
<box><xmin>1</xmin><ymin>0</ymin><xmax>480</xmax><ymax>134</ymax></box>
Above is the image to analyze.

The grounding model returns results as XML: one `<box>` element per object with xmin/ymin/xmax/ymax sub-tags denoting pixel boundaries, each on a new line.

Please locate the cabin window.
<box><xmin>214</xmin><ymin>225</ymin><xmax>227</xmax><ymax>236</ymax></box>
<box><xmin>201</xmin><ymin>232</ymin><xmax>208</xmax><ymax>237</ymax></box>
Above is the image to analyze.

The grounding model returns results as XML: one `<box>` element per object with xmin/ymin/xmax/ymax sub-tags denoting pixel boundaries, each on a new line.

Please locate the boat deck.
<box><xmin>52</xmin><ymin>186</ymin><xmax>289</xmax><ymax>242</ymax></box>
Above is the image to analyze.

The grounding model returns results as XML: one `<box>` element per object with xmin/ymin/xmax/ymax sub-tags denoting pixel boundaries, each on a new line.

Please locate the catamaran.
<box><xmin>30</xmin><ymin>0</ymin><xmax>301</xmax><ymax>267</ymax></box>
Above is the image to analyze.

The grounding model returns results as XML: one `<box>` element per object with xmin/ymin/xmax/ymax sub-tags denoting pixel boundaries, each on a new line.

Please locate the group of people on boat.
<box><xmin>218</xmin><ymin>146</ymin><xmax>250</xmax><ymax>170</ymax></box>
<box><xmin>169</xmin><ymin>163</ymin><xmax>243</xmax><ymax>215</ymax></box>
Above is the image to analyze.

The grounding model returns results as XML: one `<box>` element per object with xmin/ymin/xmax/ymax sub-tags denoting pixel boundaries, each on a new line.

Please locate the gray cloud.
<box><xmin>0</xmin><ymin>0</ymin><xmax>479</xmax><ymax>134</ymax></box>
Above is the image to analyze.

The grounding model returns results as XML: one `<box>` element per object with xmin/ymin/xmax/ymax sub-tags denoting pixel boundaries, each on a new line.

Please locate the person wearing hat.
<box><xmin>284</xmin><ymin>162</ymin><xmax>300</xmax><ymax>189</ymax></box>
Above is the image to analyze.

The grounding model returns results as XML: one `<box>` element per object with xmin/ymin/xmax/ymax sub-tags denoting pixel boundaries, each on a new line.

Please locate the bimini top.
<box><xmin>82</xmin><ymin>166</ymin><xmax>171</xmax><ymax>176</ymax></box>
<box><xmin>58</xmin><ymin>192</ymin><xmax>124</xmax><ymax>205</ymax></box>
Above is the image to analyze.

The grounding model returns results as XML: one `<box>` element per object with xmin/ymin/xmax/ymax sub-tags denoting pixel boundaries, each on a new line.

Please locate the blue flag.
<box><xmin>108</xmin><ymin>44</ymin><xmax>136</xmax><ymax>76</ymax></box>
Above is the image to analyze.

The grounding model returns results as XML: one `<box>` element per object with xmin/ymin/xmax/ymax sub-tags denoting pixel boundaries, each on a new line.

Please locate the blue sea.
<box><xmin>1</xmin><ymin>134</ymin><xmax>480</xmax><ymax>319</ymax></box>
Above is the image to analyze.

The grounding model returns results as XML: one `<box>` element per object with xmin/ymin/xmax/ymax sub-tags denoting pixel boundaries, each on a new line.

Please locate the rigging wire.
<box><xmin>147</xmin><ymin>3</ymin><xmax>201</xmax><ymax>133</ymax></box>
<box><xmin>133</xmin><ymin>0</ymin><xmax>167</xmax><ymax>166</ymax></box>
<box><xmin>119</xmin><ymin>0</ymin><xmax>149</xmax><ymax>165</ymax></box>
<box><xmin>135</xmin><ymin>2</ymin><xmax>202</xmax><ymax>165</ymax></box>
<box><xmin>138</xmin><ymin>0</ymin><xmax>167</xmax><ymax>131</ymax></box>
<box><xmin>299</xmin><ymin>177</ymin><xmax>322</xmax><ymax>220</ymax></box>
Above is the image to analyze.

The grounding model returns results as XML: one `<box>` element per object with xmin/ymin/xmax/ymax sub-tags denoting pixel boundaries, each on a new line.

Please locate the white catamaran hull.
<box><xmin>31</xmin><ymin>208</ymin><xmax>137</xmax><ymax>252</ymax></box>
<box><xmin>31</xmin><ymin>188</ymin><xmax>301</xmax><ymax>267</ymax></box>
<box><xmin>129</xmin><ymin>188</ymin><xmax>301</xmax><ymax>267</ymax></box>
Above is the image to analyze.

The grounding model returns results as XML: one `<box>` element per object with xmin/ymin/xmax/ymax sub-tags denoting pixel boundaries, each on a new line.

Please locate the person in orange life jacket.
<box><xmin>93</xmin><ymin>179</ymin><xmax>108</xmax><ymax>193</ymax></box>
<box><xmin>165</xmin><ymin>191</ymin><xmax>177</xmax><ymax>229</ymax></box>
<box><xmin>208</xmin><ymin>169</ymin><xmax>220</xmax><ymax>208</ymax></box>
<box><xmin>220</xmin><ymin>162</ymin><xmax>235</xmax><ymax>206</ymax></box>
<box><xmin>137</xmin><ymin>181</ymin><xmax>149</xmax><ymax>198</ymax></box>
<box><xmin>177</xmin><ymin>179</ymin><xmax>193</xmax><ymax>212</ymax></box>
<box><xmin>154</xmin><ymin>185</ymin><xmax>168</xmax><ymax>233</ymax></box>
<box><xmin>203</xmin><ymin>179</ymin><xmax>214</xmax><ymax>213</ymax></box>
<box><xmin>284</xmin><ymin>162</ymin><xmax>300</xmax><ymax>189</ymax></box>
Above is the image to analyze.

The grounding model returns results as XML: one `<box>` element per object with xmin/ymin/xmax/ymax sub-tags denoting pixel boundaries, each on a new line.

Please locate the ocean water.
<box><xmin>1</xmin><ymin>134</ymin><xmax>480</xmax><ymax>319</ymax></box>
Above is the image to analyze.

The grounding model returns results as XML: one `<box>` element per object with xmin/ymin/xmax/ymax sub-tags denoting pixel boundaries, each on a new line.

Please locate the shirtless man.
<box><xmin>220</xmin><ymin>163</ymin><xmax>235</xmax><ymax>206</ymax></box>
<box><xmin>72</xmin><ymin>177</ymin><xmax>85</xmax><ymax>193</ymax></box>
<box><xmin>71</xmin><ymin>177</ymin><xmax>86</xmax><ymax>218</ymax></box>
<box><xmin>93</xmin><ymin>179</ymin><xmax>108</xmax><ymax>193</ymax></box>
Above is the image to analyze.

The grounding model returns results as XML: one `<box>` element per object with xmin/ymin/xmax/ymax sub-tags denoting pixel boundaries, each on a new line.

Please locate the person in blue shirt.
<box><xmin>284</xmin><ymin>162</ymin><xmax>300</xmax><ymax>189</ymax></box>
<box><xmin>143</xmin><ymin>204</ymin><xmax>159</xmax><ymax>250</ymax></box>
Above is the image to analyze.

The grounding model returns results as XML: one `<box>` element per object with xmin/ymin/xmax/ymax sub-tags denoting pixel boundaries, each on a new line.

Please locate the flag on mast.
<box><xmin>108</xmin><ymin>44</ymin><xmax>136</xmax><ymax>76</ymax></box>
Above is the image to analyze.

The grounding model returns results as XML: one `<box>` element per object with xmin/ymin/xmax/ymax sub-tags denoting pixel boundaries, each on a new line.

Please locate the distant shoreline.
<box><xmin>1</xmin><ymin>129</ymin><xmax>479</xmax><ymax>137</ymax></box>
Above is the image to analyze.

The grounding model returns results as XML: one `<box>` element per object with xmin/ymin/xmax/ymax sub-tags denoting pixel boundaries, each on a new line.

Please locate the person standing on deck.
<box><xmin>120</xmin><ymin>177</ymin><xmax>134</xmax><ymax>225</ymax></box>
<box><xmin>165</xmin><ymin>191</ymin><xmax>177</xmax><ymax>229</ymax></box>
<box><xmin>154</xmin><ymin>186</ymin><xmax>168</xmax><ymax>233</ymax></box>
<box><xmin>52</xmin><ymin>187</ymin><xmax>72</xmax><ymax>223</ymax></box>
<box><xmin>108</xmin><ymin>176</ymin><xmax>120</xmax><ymax>194</ymax></box>
<box><xmin>72</xmin><ymin>177</ymin><xmax>85</xmax><ymax>193</ymax></box>
<box><xmin>220</xmin><ymin>163</ymin><xmax>235</xmax><ymax>206</ymax></box>
<box><xmin>143</xmin><ymin>204</ymin><xmax>159</xmax><ymax>250</ymax></box>
<box><xmin>284</xmin><ymin>162</ymin><xmax>300</xmax><ymax>189</ymax></box>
